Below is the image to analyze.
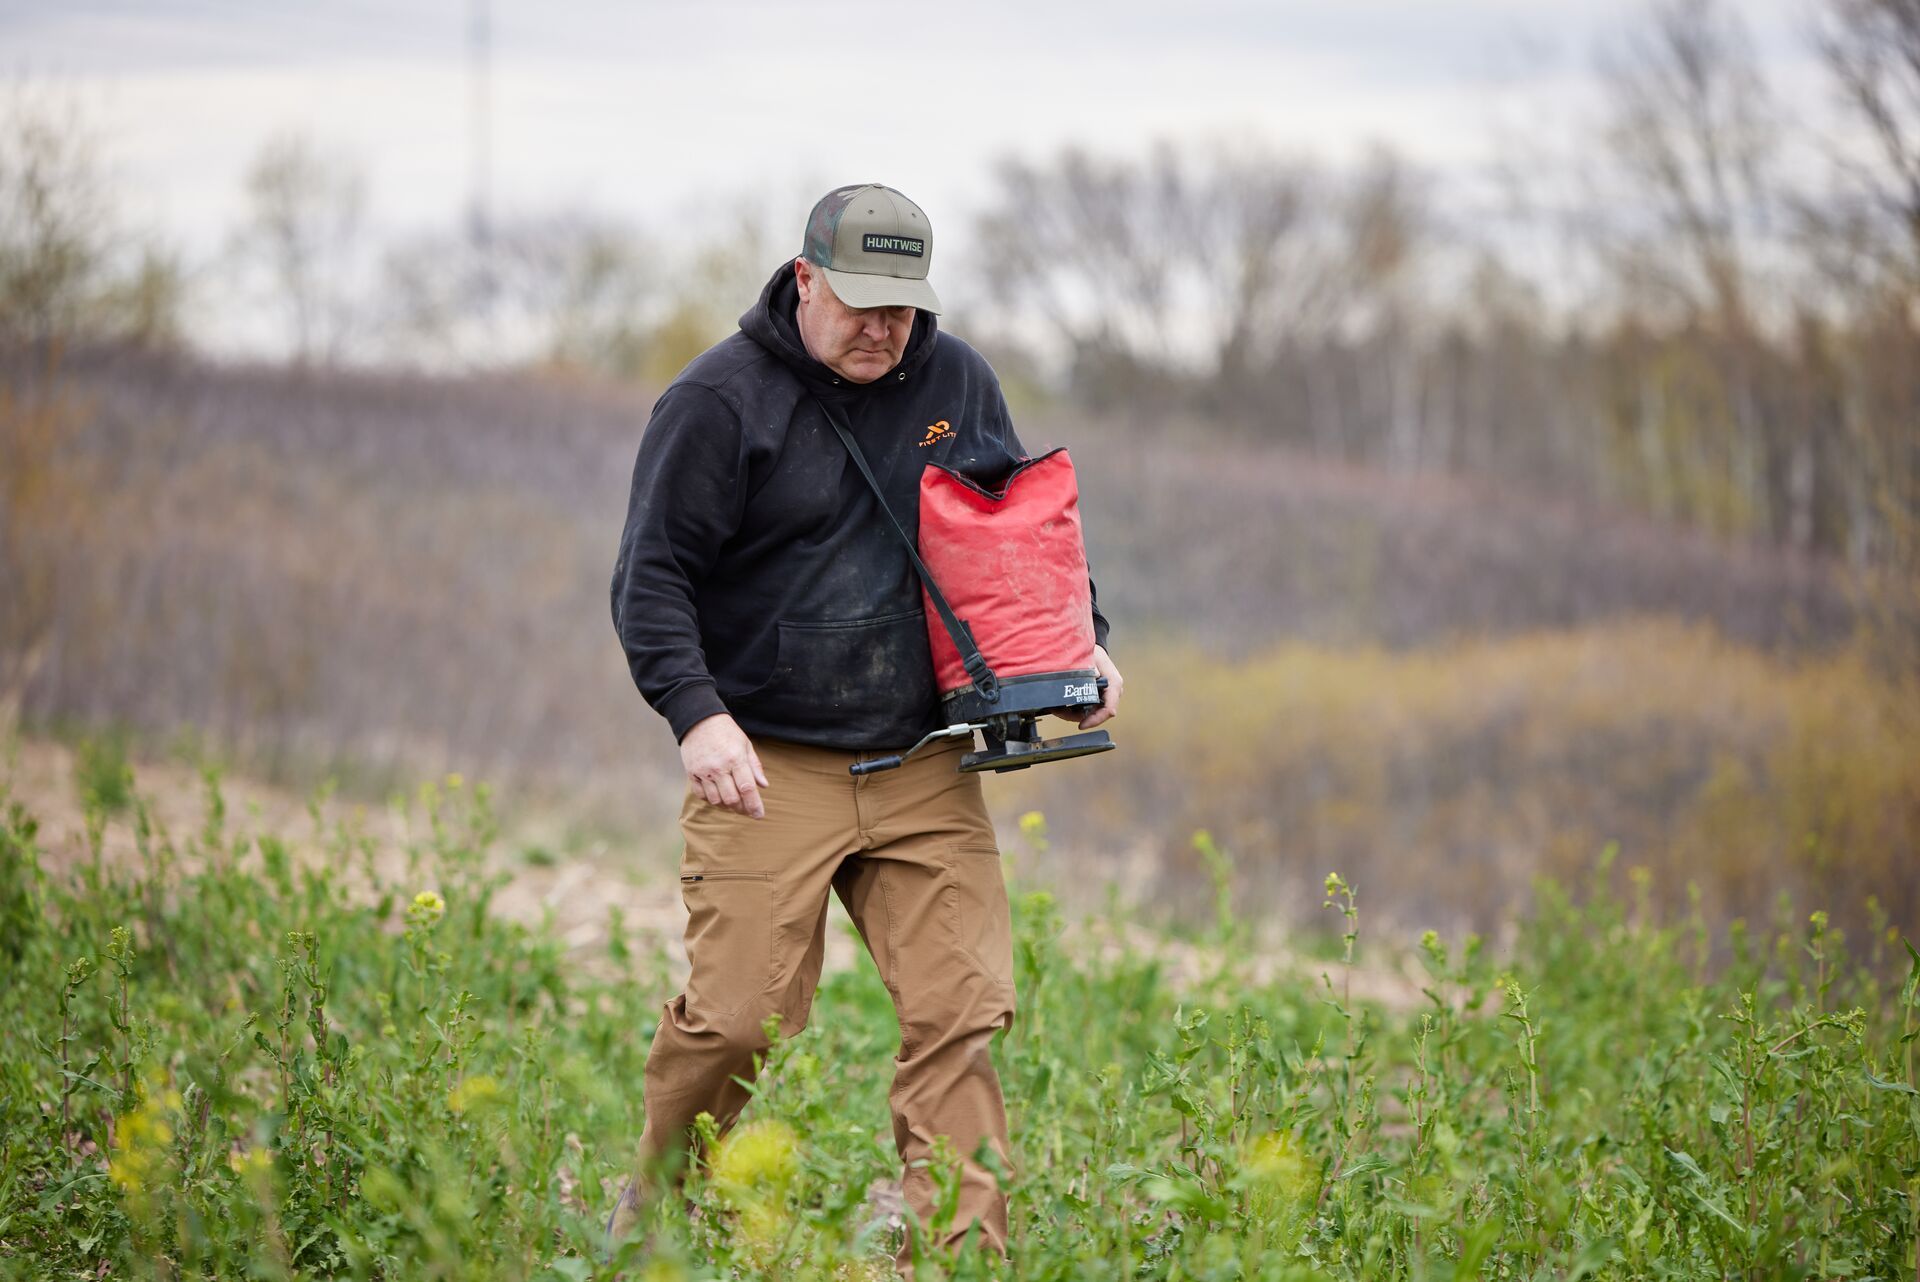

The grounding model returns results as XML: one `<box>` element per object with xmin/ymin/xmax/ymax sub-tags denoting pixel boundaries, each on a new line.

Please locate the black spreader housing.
<box><xmin>945</xmin><ymin>669</ymin><xmax>1116</xmax><ymax>775</ymax></box>
<box><xmin>845</xmin><ymin>670</ymin><xmax>1115</xmax><ymax>777</ymax></box>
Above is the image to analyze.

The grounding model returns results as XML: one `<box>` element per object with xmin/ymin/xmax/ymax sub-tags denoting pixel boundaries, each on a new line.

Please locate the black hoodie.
<box><xmin>611</xmin><ymin>263</ymin><xmax>1110</xmax><ymax>751</ymax></box>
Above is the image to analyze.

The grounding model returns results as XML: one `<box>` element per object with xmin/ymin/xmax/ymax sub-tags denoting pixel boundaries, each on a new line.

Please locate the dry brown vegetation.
<box><xmin>1002</xmin><ymin>620</ymin><xmax>1919</xmax><ymax>939</ymax></box>
<box><xmin>0</xmin><ymin>343</ymin><xmax>684</xmax><ymax>837</ymax></box>
<box><xmin>1048</xmin><ymin>410</ymin><xmax>1850</xmax><ymax>654</ymax></box>
<box><xmin>5</xmin><ymin>339</ymin><xmax>1907</xmax><ymax>941</ymax></box>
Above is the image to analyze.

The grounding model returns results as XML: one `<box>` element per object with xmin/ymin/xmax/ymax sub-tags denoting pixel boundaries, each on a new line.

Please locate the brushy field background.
<box><xmin>5</xmin><ymin>306</ymin><xmax>1917</xmax><ymax>1280</ymax></box>
<box><xmin>1</xmin><ymin>762</ymin><xmax>1916</xmax><ymax>1280</ymax></box>
<box><xmin>6</xmin><ymin>347</ymin><xmax>1914</xmax><ymax>947</ymax></box>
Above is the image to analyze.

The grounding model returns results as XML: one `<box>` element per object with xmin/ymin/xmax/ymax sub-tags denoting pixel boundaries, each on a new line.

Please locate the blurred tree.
<box><xmin>96</xmin><ymin>244</ymin><xmax>193</xmax><ymax>353</ymax></box>
<box><xmin>379</xmin><ymin>231</ymin><xmax>474</xmax><ymax>369</ymax></box>
<box><xmin>1806</xmin><ymin>0</ymin><xmax>1920</xmax><ymax>613</ymax></box>
<box><xmin>1812</xmin><ymin>0</ymin><xmax>1920</xmax><ymax>300</ymax></box>
<box><xmin>975</xmin><ymin>143</ymin><xmax>1192</xmax><ymax>412</ymax></box>
<box><xmin>230</xmin><ymin>131</ymin><xmax>367</xmax><ymax>367</ymax></box>
<box><xmin>0</xmin><ymin>86</ymin><xmax>112</xmax><ymax>349</ymax></box>
<box><xmin>506</xmin><ymin>214</ymin><xmax>651</xmax><ymax>377</ymax></box>
<box><xmin>0</xmin><ymin>85</ymin><xmax>188</xmax><ymax>729</ymax></box>
<box><xmin>642</xmin><ymin>207</ymin><xmax>775</xmax><ymax>385</ymax></box>
<box><xmin>379</xmin><ymin>199</ymin><xmax>798</xmax><ymax>385</ymax></box>
<box><xmin>1591</xmin><ymin>0</ymin><xmax>1800</xmax><ymax>546</ymax></box>
<box><xmin>973</xmin><ymin>141</ymin><xmax>1426</xmax><ymax>436</ymax></box>
<box><xmin>1597</xmin><ymin>0</ymin><xmax>1776</xmax><ymax>329</ymax></box>
<box><xmin>0</xmin><ymin>379</ymin><xmax>92</xmax><ymax>734</ymax></box>
<box><xmin>1340</xmin><ymin>149</ymin><xmax>1430</xmax><ymax>473</ymax></box>
<box><xmin>381</xmin><ymin>211</ymin><xmax>653</xmax><ymax>379</ymax></box>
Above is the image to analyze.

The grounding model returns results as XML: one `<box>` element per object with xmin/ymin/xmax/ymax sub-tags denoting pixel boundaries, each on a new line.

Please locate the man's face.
<box><xmin>793</xmin><ymin>259</ymin><xmax>915</xmax><ymax>384</ymax></box>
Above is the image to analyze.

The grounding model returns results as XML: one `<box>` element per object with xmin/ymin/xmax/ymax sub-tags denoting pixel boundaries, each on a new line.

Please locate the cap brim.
<box><xmin>820</xmin><ymin>265</ymin><xmax>942</xmax><ymax>314</ymax></box>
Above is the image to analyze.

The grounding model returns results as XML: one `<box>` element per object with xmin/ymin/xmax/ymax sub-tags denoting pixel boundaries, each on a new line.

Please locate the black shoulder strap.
<box><xmin>814</xmin><ymin>398</ymin><xmax>999</xmax><ymax>703</ymax></box>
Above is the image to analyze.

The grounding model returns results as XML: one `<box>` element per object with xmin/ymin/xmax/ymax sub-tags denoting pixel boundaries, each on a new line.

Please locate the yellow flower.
<box><xmin>1241</xmin><ymin>1131</ymin><xmax>1317</xmax><ymax>1220</ymax></box>
<box><xmin>1018</xmin><ymin>810</ymin><xmax>1047</xmax><ymax>840</ymax></box>
<box><xmin>710</xmin><ymin>1119</ymin><xmax>799</xmax><ymax>1200</ymax></box>
<box><xmin>107</xmin><ymin>1154</ymin><xmax>143</xmax><ymax>1194</ymax></box>
<box><xmin>447</xmin><ymin>1074</ymin><xmax>503</xmax><ymax>1114</ymax></box>
<box><xmin>709</xmin><ymin>1119</ymin><xmax>801</xmax><ymax>1242</ymax></box>
<box><xmin>407</xmin><ymin>890</ymin><xmax>446</xmax><ymax>929</ymax></box>
<box><xmin>109</xmin><ymin>1086</ymin><xmax>180</xmax><ymax>1198</ymax></box>
<box><xmin>227</xmin><ymin>1146</ymin><xmax>273</xmax><ymax>1178</ymax></box>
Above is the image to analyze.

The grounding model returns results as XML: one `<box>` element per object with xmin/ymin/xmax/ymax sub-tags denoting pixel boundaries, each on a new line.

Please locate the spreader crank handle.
<box><xmin>849</xmin><ymin>723</ymin><xmax>985</xmax><ymax>777</ymax></box>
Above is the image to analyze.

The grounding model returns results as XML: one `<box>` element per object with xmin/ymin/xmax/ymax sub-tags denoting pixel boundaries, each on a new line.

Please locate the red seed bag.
<box><xmin>918</xmin><ymin>449</ymin><xmax>1096</xmax><ymax>696</ymax></box>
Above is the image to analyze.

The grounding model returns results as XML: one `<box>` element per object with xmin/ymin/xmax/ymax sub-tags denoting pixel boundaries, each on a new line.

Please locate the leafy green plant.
<box><xmin>0</xmin><ymin>797</ymin><xmax>42</xmax><ymax>961</ymax></box>
<box><xmin>0</xmin><ymin>779</ymin><xmax>1914</xmax><ymax>1280</ymax></box>
<box><xmin>73</xmin><ymin>734</ymin><xmax>135</xmax><ymax>822</ymax></box>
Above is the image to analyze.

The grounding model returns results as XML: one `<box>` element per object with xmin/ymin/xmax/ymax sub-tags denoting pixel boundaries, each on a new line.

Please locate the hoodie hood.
<box><xmin>738</xmin><ymin>262</ymin><xmax>940</xmax><ymax>395</ymax></box>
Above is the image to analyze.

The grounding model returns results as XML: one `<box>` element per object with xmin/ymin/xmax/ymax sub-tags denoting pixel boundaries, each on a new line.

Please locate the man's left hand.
<box><xmin>1079</xmin><ymin>644</ymin><xmax>1123</xmax><ymax>730</ymax></box>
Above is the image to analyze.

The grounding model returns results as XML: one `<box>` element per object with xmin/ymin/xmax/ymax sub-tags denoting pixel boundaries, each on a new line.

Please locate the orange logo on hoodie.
<box><xmin>918</xmin><ymin>419</ymin><xmax>954</xmax><ymax>447</ymax></box>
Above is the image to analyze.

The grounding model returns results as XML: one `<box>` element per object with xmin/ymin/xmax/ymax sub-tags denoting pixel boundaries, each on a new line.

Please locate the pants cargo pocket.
<box><xmin>680</xmin><ymin>872</ymin><xmax>774</xmax><ymax>1017</ymax></box>
<box><xmin>944</xmin><ymin>844</ymin><xmax>1014</xmax><ymax>990</ymax></box>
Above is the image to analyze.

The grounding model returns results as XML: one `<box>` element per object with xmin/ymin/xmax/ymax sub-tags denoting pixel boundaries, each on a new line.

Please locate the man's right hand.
<box><xmin>679</xmin><ymin>713</ymin><xmax>769</xmax><ymax>819</ymax></box>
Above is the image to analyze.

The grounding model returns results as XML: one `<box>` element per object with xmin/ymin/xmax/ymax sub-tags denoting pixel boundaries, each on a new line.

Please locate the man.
<box><xmin>607</xmin><ymin>183</ymin><xmax>1122</xmax><ymax>1264</ymax></box>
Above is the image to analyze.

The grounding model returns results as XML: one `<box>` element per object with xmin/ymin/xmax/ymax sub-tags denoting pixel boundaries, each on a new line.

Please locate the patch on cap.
<box><xmin>801</xmin><ymin>183</ymin><xmax>941</xmax><ymax>313</ymax></box>
<box><xmin>861</xmin><ymin>233</ymin><xmax>924</xmax><ymax>257</ymax></box>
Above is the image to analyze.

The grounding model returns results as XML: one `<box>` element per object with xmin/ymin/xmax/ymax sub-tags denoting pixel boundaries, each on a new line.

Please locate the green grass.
<box><xmin>0</xmin><ymin>766</ymin><xmax>1915</xmax><ymax>1280</ymax></box>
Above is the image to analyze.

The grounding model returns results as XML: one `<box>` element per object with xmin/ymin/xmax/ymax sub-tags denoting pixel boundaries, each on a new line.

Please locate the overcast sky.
<box><xmin>1</xmin><ymin>0</ymin><xmax>1833</xmax><ymax>350</ymax></box>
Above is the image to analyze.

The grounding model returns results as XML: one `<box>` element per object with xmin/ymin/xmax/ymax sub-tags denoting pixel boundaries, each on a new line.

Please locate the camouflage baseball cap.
<box><xmin>802</xmin><ymin>183</ymin><xmax>941</xmax><ymax>314</ymax></box>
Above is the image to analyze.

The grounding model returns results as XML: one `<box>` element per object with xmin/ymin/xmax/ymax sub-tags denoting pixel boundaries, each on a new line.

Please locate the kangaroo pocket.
<box><xmin>731</xmin><ymin>608</ymin><xmax>936</xmax><ymax>745</ymax></box>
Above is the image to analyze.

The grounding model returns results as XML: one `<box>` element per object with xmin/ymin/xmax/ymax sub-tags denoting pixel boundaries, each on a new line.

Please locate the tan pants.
<box><xmin>634</xmin><ymin>733</ymin><xmax>1017</xmax><ymax>1257</ymax></box>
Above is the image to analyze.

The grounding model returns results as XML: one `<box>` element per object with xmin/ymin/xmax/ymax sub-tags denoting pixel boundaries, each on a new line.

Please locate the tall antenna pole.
<box><xmin>468</xmin><ymin>0</ymin><xmax>495</xmax><ymax>326</ymax></box>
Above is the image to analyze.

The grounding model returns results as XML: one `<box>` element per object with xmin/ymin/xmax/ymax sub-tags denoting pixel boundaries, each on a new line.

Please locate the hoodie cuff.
<box><xmin>659</xmin><ymin>682</ymin><xmax>729</xmax><ymax>743</ymax></box>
